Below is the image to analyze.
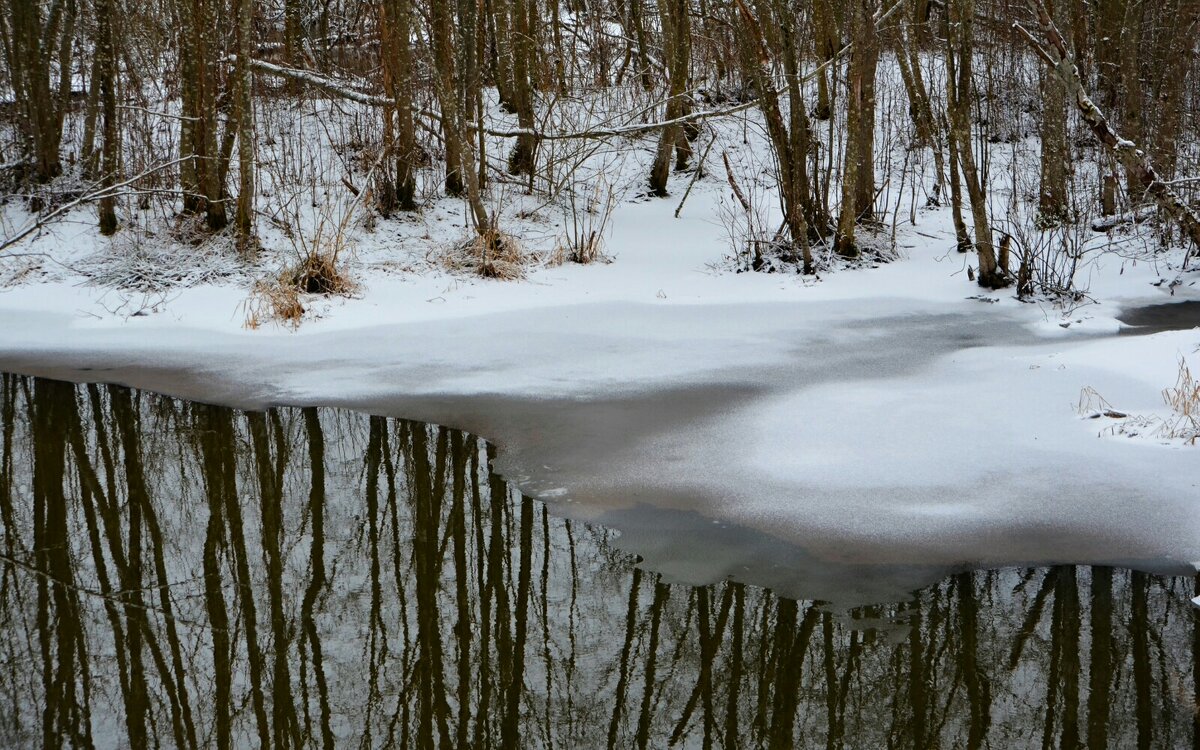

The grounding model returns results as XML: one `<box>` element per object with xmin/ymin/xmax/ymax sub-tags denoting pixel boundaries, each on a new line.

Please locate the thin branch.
<box><xmin>1</xmin><ymin>155</ymin><xmax>195</xmax><ymax>252</ymax></box>
<box><xmin>117</xmin><ymin>104</ymin><xmax>200</xmax><ymax>122</ymax></box>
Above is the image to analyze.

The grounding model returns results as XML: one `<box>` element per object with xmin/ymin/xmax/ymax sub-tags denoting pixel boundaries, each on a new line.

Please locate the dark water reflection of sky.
<box><xmin>0</xmin><ymin>374</ymin><xmax>1197</xmax><ymax>748</ymax></box>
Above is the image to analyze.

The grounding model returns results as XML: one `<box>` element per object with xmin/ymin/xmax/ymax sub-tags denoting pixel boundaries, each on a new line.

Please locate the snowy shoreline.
<box><xmin>2</xmin><ymin>180</ymin><xmax>1199</xmax><ymax>603</ymax></box>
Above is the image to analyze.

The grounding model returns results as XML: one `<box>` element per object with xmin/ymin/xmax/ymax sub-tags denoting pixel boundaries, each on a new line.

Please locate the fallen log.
<box><xmin>1090</xmin><ymin>206</ymin><xmax>1156</xmax><ymax>233</ymax></box>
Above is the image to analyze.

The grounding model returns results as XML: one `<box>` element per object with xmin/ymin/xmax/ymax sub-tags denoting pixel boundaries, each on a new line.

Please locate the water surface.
<box><xmin>1</xmin><ymin>374</ymin><xmax>1197</xmax><ymax>748</ymax></box>
<box><xmin>1119</xmin><ymin>299</ymin><xmax>1200</xmax><ymax>334</ymax></box>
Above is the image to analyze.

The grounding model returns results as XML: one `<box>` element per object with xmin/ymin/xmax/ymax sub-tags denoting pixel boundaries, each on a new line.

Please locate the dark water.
<box><xmin>1</xmin><ymin>374</ymin><xmax>1198</xmax><ymax>749</ymax></box>
<box><xmin>1118</xmin><ymin>300</ymin><xmax>1200</xmax><ymax>335</ymax></box>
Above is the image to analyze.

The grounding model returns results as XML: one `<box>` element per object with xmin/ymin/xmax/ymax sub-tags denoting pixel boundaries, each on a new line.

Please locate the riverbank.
<box><xmin>1</xmin><ymin>166</ymin><xmax>1198</xmax><ymax>600</ymax></box>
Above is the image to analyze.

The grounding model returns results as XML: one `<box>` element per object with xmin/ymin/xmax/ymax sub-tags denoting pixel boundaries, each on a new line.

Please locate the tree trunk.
<box><xmin>380</xmin><ymin>0</ymin><xmax>418</xmax><ymax>210</ymax></box>
<box><xmin>852</xmin><ymin>9</ymin><xmax>878</xmax><ymax>222</ymax></box>
<box><xmin>233</xmin><ymin>0</ymin><xmax>254</xmax><ymax>250</ymax></box>
<box><xmin>1038</xmin><ymin>0</ymin><xmax>1069</xmax><ymax>224</ymax></box>
<box><xmin>944</xmin><ymin>111</ymin><xmax>972</xmax><ymax>251</ymax></box>
<box><xmin>648</xmin><ymin>0</ymin><xmax>691</xmax><ymax>196</ymax></box>
<box><xmin>431</xmin><ymin>0</ymin><xmax>489</xmax><ymax>232</ymax></box>
<box><xmin>1093</xmin><ymin>0</ymin><xmax>1124</xmax><ymax>109</ymax></box>
<box><xmin>491</xmin><ymin>0</ymin><xmax>515</xmax><ymax>110</ymax></box>
<box><xmin>507</xmin><ymin>0</ymin><xmax>538</xmax><ymax>177</ymax></box>
<box><xmin>1038</xmin><ymin>77</ymin><xmax>1069</xmax><ymax>223</ymax></box>
<box><xmin>946</xmin><ymin>0</ymin><xmax>1004</xmax><ymax>287</ymax></box>
<box><xmin>80</xmin><ymin>52</ymin><xmax>103</xmax><ymax>179</ymax></box>
<box><xmin>431</xmin><ymin>0</ymin><xmax>466</xmax><ymax>197</ymax></box>
<box><xmin>1116</xmin><ymin>0</ymin><xmax>1143</xmax><ymax>195</ymax></box>
<box><xmin>732</xmin><ymin>0</ymin><xmax>814</xmax><ymax>273</ymax></box>
<box><xmin>835</xmin><ymin>1</ymin><xmax>869</xmax><ymax>258</ymax></box>
<box><xmin>811</xmin><ymin>0</ymin><xmax>839</xmax><ymax>121</ymax></box>
<box><xmin>628</xmin><ymin>0</ymin><xmax>654</xmax><ymax>91</ymax></box>
<box><xmin>179</xmin><ymin>0</ymin><xmax>227</xmax><ymax>229</ymax></box>
<box><xmin>284</xmin><ymin>0</ymin><xmax>302</xmax><ymax>91</ymax></box>
<box><xmin>96</xmin><ymin>0</ymin><xmax>119</xmax><ymax>235</ymax></box>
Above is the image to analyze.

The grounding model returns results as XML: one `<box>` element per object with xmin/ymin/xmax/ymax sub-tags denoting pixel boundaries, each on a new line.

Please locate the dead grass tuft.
<box><xmin>290</xmin><ymin>253</ymin><xmax>356</xmax><ymax>295</ymax></box>
<box><xmin>244</xmin><ymin>274</ymin><xmax>305</xmax><ymax>329</ymax></box>
<box><xmin>1077</xmin><ymin>356</ymin><xmax>1200</xmax><ymax>444</ymax></box>
<box><xmin>243</xmin><ymin>256</ymin><xmax>356</xmax><ymax>329</ymax></box>
<box><xmin>1161</xmin><ymin>357</ymin><xmax>1200</xmax><ymax>444</ymax></box>
<box><xmin>445</xmin><ymin>226</ymin><xmax>527</xmax><ymax>280</ymax></box>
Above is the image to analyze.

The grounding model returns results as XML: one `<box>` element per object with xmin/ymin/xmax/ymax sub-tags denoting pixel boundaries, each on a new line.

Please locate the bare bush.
<box><xmin>555</xmin><ymin>174</ymin><xmax>617</xmax><ymax>264</ymax></box>
<box><xmin>717</xmin><ymin>149</ymin><xmax>779</xmax><ymax>272</ymax></box>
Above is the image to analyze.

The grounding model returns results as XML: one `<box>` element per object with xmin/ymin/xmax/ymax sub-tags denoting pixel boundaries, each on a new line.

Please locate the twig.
<box><xmin>722</xmin><ymin>151</ymin><xmax>752</xmax><ymax>214</ymax></box>
<box><xmin>117</xmin><ymin>104</ymin><xmax>200</xmax><ymax>122</ymax></box>
<box><xmin>675</xmin><ymin>132</ymin><xmax>718</xmax><ymax>218</ymax></box>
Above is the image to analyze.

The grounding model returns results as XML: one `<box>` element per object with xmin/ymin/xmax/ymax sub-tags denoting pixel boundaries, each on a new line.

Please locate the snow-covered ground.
<box><xmin>2</xmin><ymin>111</ymin><xmax>1198</xmax><ymax>603</ymax></box>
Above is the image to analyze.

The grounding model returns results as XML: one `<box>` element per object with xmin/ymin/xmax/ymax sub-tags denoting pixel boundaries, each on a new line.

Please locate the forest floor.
<box><xmin>0</xmin><ymin>130</ymin><xmax>1198</xmax><ymax>601</ymax></box>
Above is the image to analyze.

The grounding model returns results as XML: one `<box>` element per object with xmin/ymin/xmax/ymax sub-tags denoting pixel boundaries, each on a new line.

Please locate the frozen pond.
<box><xmin>1</xmin><ymin>374</ymin><xmax>1198</xmax><ymax>748</ymax></box>
<box><xmin>3</xmin><ymin>297</ymin><xmax>1198</xmax><ymax>606</ymax></box>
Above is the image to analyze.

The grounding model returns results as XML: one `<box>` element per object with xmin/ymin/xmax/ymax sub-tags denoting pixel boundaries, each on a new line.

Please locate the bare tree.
<box><xmin>1036</xmin><ymin>0</ymin><xmax>1069</xmax><ymax>225</ymax></box>
<box><xmin>179</xmin><ymin>0</ymin><xmax>228</xmax><ymax>229</ymax></box>
<box><xmin>834</xmin><ymin>0</ymin><xmax>879</xmax><ymax>258</ymax></box>
<box><xmin>379</xmin><ymin>0</ymin><xmax>419</xmax><ymax>211</ymax></box>
<box><xmin>0</xmin><ymin>0</ymin><xmax>76</xmax><ymax>183</ymax></box>
<box><xmin>94</xmin><ymin>0</ymin><xmax>120</xmax><ymax>234</ymax></box>
<box><xmin>233</xmin><ymin>0</ymin><xmax>255</xmax><ymax>249</ymax></box>
<box><xmin>507</xmin><ymin>0</ymin><xmax>539</xmax><ymax>177</ymax></box>
<box><xmin>648</xmin><ymin>0</ymin><xmax>693</xmax><ymax>197</ymax></box>
<box><xmin>946</xmin><ymin>0</ymin><xmax>1007</xmax><ymax>287</ymax></box>
<box><xmin>728</xmin><ymin>0</ymin><xmax>831</xmax><ymax>273</ymax></box>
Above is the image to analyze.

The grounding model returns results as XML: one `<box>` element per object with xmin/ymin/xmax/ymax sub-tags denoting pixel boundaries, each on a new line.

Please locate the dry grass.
<box><xmin>244</xmin><ymin>176</ymin><xmax>364</xmax><ymax>328</ymax></box>
<box><xmin>445</xmin><ymin>225</ymin><xmax>528</xmax><ymax>280</ymax></box>
<box><xmin>243</xmin><ymin>254</ymin><xmax>357</xmax><ymax>329</ymax></box>
<box><xmin>1076</xmin><ymin>386</ymin><xmax>1125</xmax><ymax>418</ymax></box>
<box><xmin>244</xmin><ymin>274</ymin><xmax>305</xmax><ymax>329</ymax></box>
<box><xmin>1078</xmin><ymin>356</ymin><xmax>1200</xmax><ymax>444</ymax></box>
<box><xmin>1160</xmin><ymin>356</ymin><xmax>1200</xmax><ymax>444</ymax></box>
<box><xmin>290</xmin><ymin>253</ymin><xmax>356</xmax><ymax>295</ymax></box>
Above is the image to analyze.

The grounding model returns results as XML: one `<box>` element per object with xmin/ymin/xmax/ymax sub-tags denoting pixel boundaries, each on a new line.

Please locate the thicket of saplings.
<box><xmin>2</xmin><ymin>0</ymin><xmax>1199</xmax><ymax>313</ymax></box>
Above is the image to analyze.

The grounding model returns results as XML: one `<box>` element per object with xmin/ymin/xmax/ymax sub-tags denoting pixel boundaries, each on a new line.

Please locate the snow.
<box><xmin>2</xmin><ymin>101</ymin><xmax>1199</xmax><ymax>604</ymax></box>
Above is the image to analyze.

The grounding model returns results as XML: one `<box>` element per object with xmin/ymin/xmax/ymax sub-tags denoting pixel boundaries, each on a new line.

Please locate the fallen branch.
<box><xmin>722</xmin><ymin>151</ymin><xmax>752</xmax><ymax>215</ymax></box>
<box><xmin>1090</xmin><ymin>206</ymin><xmax>1156</xmax><ymax>233</ymax></box>
<box><xmin>0</xmin><ymin>156</ymin><xmax>195</xmax><ymax>253</ymax></box>
<box><xmin>675</xmin><ymin>132</ymin><xmax>718</xmax><ymax>218</ymax></box>
<box><xmin>1014</xmin><ymin>3</ymin><xmax>1200</xmax><ymax>259</ymax></box>
<box><xmin>235</xmin><ymin>55</ymin><xmax>392</xmax><ymax>107</ymax></box>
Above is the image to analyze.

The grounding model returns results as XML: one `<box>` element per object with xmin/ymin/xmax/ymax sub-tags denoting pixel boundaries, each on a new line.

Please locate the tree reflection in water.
<box><xmin>0</xmin><ymin>374</ymin><xmax>1197</xmax><ymax>748</ymax></box>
